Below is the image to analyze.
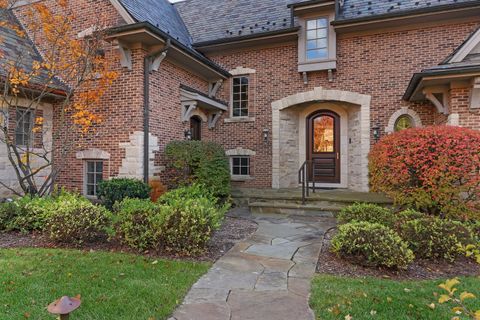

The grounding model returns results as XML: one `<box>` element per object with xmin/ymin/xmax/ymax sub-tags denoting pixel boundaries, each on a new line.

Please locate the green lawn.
<box><xmin>310</xmin><ymin>274</ymin><xmax>480</xmax><ymax>320</ymax></box>
<box><xmin>0</xmin><ymin>248</ymin><xmax>210</xmax><ymax>320</ymax></box>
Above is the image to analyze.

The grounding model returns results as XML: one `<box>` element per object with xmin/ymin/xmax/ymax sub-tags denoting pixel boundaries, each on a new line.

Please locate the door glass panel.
<box><xmin>313</xmin><ymin>116</ymin><xmax>334</xmax><ymax>153</ymax></box>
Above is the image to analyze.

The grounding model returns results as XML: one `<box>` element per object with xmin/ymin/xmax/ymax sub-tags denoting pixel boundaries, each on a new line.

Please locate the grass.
<box><xmin>0</xmin><ymin>248</ymin><xmax>210</xmax><ymax>320</ymax></box>
<box><xmin>310</xmin><ymin>274</ymin><xmax>480</xmax><ymax>320</ymax></box>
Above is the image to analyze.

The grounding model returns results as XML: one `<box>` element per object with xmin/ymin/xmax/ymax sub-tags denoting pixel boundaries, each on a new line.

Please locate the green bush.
<box><xmin>157</xmin><ymin>185</ymin><xmax>229</xmax><ymax>255</ymax></box>
<box><xmin>44</xmin><ymin>193</ymin><xmax>110</xmax><ymax>244</ymax></box>
<box><xmin>396</xmin><ymin>209</ymin><xmax>425</xmax><ymax>222</ymax></box>
<box><xmin>399</xmin><ymin>217</ymin><xmax>475</xmax><ymax>262</ymax></box>
<box><xmin>111</xmin><ymin>198</ymin><xmax>161</xmax><ymax>251</ymax></box>
<box><xmin>337</xmin><ymin>203</ymin><xmax>396</xmax><ymax>227</ymax></box>
<box><xmin>0</xmin><ymin>196</ymin><xmax>57</xmax><ymax>232</ymax></box>
<box><xmin>331</xmin><ymin>222</ymin><xmax>414</xmax><ymax>269</ymax></box>
<box><xmin>165</xmin><ymin>141</ymin><xmax>230</xmax><ymax>198</ymax></box>
<box><xmin>98</xmin><ymin>178</ymin><xmax>151</xmax><ymax>210</ymax></box>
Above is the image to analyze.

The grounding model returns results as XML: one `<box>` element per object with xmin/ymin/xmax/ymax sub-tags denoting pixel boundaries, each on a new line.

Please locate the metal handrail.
<box><xmin>298</xmin><ymin>160</ymin><xmax>318</xmax><ymax>204</ymax></box>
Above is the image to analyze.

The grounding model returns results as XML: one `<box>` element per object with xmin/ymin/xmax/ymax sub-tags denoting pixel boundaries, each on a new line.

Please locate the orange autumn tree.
<box><xmin>0</xmin><ymin>0</ymin><xmax>117</xmax><ymax>196</ymax></box>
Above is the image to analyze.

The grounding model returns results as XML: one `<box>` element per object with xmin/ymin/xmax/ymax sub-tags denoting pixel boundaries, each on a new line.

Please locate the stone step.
<box><xmin>248</xmin><ymin>201</ymin><xmax>339</xmax><ymax>216</ymax></box>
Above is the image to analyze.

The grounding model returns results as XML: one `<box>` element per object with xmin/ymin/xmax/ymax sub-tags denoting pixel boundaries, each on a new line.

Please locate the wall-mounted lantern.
<box><xmin>263</xmin><ymin>128</ymin><xmax>269</xmax><ymax>143</ymax></box>
<box><xmin>184</xmin><ymin>129</ymin><xmax>192</xmax><ymax>141</ymax></box>
<box><xmin>372</xmin><ymin>123</ymin><xmax>381</xmax><ymax>142</ymax></box>
<box><xmin>48</xmin><ymin>296</ymin><xmax>81</xmax><ymax>319</ymax></box>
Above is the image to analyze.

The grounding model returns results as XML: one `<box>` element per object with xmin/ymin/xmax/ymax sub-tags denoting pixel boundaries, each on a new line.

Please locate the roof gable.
<box><xmin>443</xmin><ymin>27</ymin><xmax>480</xmax><ymax>65</ymax></box>
<box><xmin>117</xmin><ymin>0</ymin><xmax>192</xmax><ymax>47</ymax></box>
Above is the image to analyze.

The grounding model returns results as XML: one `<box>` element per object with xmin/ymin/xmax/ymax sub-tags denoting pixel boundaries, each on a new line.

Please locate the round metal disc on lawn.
<box><xmin>47</xmin><ymin>296</ymin><xmax>81</xmax><ymax>315</ymax></box>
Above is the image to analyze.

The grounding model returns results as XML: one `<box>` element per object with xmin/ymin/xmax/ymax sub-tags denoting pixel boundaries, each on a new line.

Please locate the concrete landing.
<box><xmin>169</xmin><ymin>209</ymin><xmax>336</xmax><ymax>320</ymax></box>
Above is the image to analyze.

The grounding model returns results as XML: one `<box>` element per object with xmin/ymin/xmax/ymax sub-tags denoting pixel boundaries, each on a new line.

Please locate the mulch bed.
<box><xmin>0</xmin><ymin>216</ymin><xmax>258</xmax><ymax>262</ymax></box>
<box><xmin>317</xmin><ymin>227</ymin><xmax>480</xmax><ymax>280</ymax></box>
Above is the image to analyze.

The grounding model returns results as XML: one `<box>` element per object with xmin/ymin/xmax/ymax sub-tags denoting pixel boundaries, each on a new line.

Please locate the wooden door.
<box><xmin>307</xmin><ymin>110</ymin><xmax>340</xmax><ymax>183</ymax></box>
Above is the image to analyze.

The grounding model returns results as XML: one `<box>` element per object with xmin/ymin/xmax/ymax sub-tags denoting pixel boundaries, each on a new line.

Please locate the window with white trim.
<box><xmin>231</xmin><ymin>156</ymin><xmax>250</xmax><ymax>177</ymax></box>
<box><xmin>306</xmin><ymin>17</ymin><xmax>328</xmax><ymax>61</ymax></box>
<box><xmin>15</xmin><ymin>108</ymin><xmax>34</xmax><ymax>147</ymax></box>
<box><xmin>232</xmin><ymin>76</ymin><xmax>249</xmax><ymax>117</ymax></box>
<box><xmin>84</xmin><ymin>160</ymin><xmax>103</xmax><ymax>197</ymax></box>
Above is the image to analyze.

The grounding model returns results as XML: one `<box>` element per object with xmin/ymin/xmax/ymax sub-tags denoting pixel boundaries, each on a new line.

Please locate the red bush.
<box><xmin>369</xmin><ymin>126</ymin><xmax>480</xmax><ymax>220</ymax></box>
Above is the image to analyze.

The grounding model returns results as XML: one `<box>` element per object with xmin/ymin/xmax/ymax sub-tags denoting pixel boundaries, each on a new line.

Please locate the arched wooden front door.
<box><xmin>306</xmin><ymin>110</ymin><xmax>340</xmax><ymax>183</ymax></box>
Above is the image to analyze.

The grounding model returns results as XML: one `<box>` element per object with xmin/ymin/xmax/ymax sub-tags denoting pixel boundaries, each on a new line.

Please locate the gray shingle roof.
<box><xmin>174</xmin><ymin>0</ymin><xmax>480</xmax><ymax>44</ymax></box>
<box><xmin>118</xmin><ymin>0</ymin><xmax>193</xmax><ymax>46</ymax></box>
<box><xmin>337</xmin><ymin>0</ymin><xmax>478</xmax><ymax>20</ymax></box>
<box><xmin>0</xmin><ymin>9</ymin><xmax>66</xmax><ymax>92</ymax></box>
<box><xmin>174</xmin><ymin>0</ymin><xmax>310</xmax><ymax>44</ymax></box>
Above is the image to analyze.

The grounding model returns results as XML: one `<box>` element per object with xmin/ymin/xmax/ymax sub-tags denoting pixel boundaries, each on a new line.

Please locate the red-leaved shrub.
<box><xmin>369</xmin><ymin>126</ymin><xmax>480</xmax><ymax>220</ymax></box>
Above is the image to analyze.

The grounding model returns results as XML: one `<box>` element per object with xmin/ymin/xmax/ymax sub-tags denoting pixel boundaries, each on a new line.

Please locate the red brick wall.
<box><xmin>206</xmin><ymin>21</ymin><xmax>480</xmax><ymax>188</ymax></box>
<box><xmin>149</xmin><ymin>60</ymin><xmax>210</xmax><ymax>181</ymax></box>
<box><xmin>14</xmin><ymin>0</ymin><xmax>145</xmax><ymax>193</ymax></box>
<box><xmin>450</xmin><ymin>87</ymin><xmax>480</xmax><ymax>130</ymax></box>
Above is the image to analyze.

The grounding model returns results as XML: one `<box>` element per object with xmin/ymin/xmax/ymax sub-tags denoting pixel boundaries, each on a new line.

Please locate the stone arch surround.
<box><xmin>385</xmin><ymin>107</ymin><xmax>423</xmax><ymax>133</ymax></box>
<box><xmin>271</xmin><ymin>87</ymin><xmax>371</xmax><ymax>192</ymax></box>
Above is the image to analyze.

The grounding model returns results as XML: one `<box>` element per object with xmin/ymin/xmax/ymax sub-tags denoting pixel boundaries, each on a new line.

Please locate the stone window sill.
<box><xmin>231</xmin><ymin>175</ymin><xmax>253</xmax><ymax>182</ymax></box>
<box><xmin>224</xmin><ymin>117</ymin><xmax>255</xmax><ymax>123</ymax></box>
<box><xmin>298</xmin><ymin>59</ymin><xmax>337</xmax><ymax>73</ymax></box>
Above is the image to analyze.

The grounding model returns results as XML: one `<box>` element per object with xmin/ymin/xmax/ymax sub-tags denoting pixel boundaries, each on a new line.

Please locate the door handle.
<box><xmin>336</xmin><ymin>152</ymin><xmax>339</xmax><ymax>160</ymax></box>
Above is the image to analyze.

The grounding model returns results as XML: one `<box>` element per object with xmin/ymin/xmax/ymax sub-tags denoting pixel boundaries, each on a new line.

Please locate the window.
<box><xmin>232</xmin><ymin>76</ymin><xmax>249</xmax><ymax>117</ymax></box>
<box><xmin>84</xmin><ymin>160</ymin><xmax>103</xmax><ymax>197</ymax></box>
<box><xmin>231</xmin><ymin>156</ymin><xmax>250</xmax><ymax>176</ymax></box>
<box><xmin>306</xmin><ymin>17</ymin><xmax>328</xmax><ymax>60</ymax></box>
<box><xmin>394</xmin><ymin>115</ymin><xmax>414</xmax><ymax>132</ymax></box>
<box><xmin>15</xmin><ymin>108</ymin><xmax>34</xmax><ymax>147</ymax></box>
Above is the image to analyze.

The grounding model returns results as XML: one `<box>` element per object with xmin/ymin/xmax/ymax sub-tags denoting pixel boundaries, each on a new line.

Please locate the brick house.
<box><xmin>1</xmin><ymin>0</ymin><xmax>480</xmax><ymax>197</ymax></box>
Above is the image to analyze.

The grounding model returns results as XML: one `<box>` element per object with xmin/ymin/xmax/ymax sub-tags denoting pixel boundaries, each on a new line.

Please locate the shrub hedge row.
<box><xmin>332</xmin><ymin>203</ymin><xmax>478</xmax><ymax>269</ymax></box>
<box><xmin>0</xmin><ymin>183</ymin><xmax>229</xmax><ymax>255</ymax></box>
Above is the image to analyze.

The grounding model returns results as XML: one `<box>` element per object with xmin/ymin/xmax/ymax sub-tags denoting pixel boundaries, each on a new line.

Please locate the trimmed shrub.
<box><xmin>399</xmin><ymin>217</ymin><xmax>475</xmax><ymax>262</ymax></box>
<box><xmin>165</xmin><ymin>141</ymin><xmax>230</xmax><ymax>198</ymax></box>
<box><xmin>98</xmin><ymin>178</ymin><xmax>151</xmax><ymax>210</ymax></box>
<box><xmin>337</xmin><ymin>203</ymin><xmax>396</xmax><ymax>227</ymax></box>
<box><xmin>111</xmin><ymin>198</ymin><xmax>160</xmax><ymax>251</ymax></box>
<box><xmin>45</xmin><ymin>193</ymin><xmax>110</xmax><ymax>244</ymax></box>
<box><xmin>331</xmin><ymin>222</ymin><xmax>414</xmax><ymax>269</ymax></box>
<box><xmin>1</xmin><ymin>196</ymin><xmax>55</xmax><ymax>232</ymax></box>
<box><xmin>369</xmin><ymin>126</ymin><xmax>480</xmax><ymax>220</ymax></box>
<box><xmin>157</xmin><ymin>185</ymin><xmax>230</xmax><ymax>255</ymax></box>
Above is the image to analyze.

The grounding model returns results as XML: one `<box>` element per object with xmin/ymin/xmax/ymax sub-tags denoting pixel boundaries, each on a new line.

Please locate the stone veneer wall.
<box><xmin>271</xmin><ymin>87</ymin><xmax>370</xmax><ymax>192</ymax></box>
<box><xmin>0</xmin><ymin>101</ymin><xmax>53</xmax><ymax>197</ymax></box>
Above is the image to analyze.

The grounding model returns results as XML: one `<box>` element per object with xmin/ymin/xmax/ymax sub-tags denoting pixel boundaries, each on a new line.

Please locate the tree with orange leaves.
<box><xmin>0</xmin><ymin>0</ymin><xmax>117</xmax><ymax>196</ymax></box>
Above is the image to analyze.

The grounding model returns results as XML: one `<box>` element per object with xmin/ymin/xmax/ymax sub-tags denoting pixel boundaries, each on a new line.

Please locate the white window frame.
<box><xmin>84</xmin><ymin>160</ymin><xmax>104</xmax><ymax>198</ymax></box>
<box><xmin>231</xmin><ymin>75</ymin><xmax>249</xmax><ymax>118</ymax></box>
<box><xmin>297</xmin><ymin>11</ymin><xmax>337</xmax><ymax>72</ymax></box>
<box><xmin>305</xmin><ymin>17</ymin><xmax>329</xmax><ymax>62</ymax></box>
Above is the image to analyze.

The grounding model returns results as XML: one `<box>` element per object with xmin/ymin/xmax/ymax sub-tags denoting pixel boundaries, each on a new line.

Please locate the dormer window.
<box><xmin>306</xmin><ymin>18</ymin><xmax>328</xmax><ymax>61</ymax></box>
<box><xmin>297</xmin><ymin>11</ymin><xmax>336</xmax><ymax>72</ymax></box>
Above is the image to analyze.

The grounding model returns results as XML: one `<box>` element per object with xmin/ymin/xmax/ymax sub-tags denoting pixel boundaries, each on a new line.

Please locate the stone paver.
<box><xmin>169</xmin><ymin>209</ymin><xmax>336</xmax><ymax>320</ymax></box>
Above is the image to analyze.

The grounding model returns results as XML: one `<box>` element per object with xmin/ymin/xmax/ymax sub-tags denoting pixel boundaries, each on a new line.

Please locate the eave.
<box><xmin>193</xmin><ymin>27</ymin><xmax>300</xmax><ymax>54</ymax></box>
<box><xmin>404</xmin><ymin>65</ymin><xmax>480</xmax><ymax>101</ymax></box>
<box><xmin>332</xmin><ymin>2</ymin><xmax>480</xmax><ymax>34</ymax></box>
<box><xmin>106</xmin><ymin>22</ymin><xmax>230</xmax><ymax>81</ymax></box>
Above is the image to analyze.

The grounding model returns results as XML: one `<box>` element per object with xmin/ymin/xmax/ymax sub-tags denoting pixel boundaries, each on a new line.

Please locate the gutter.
<box><xmin>192</xmin><ymin>27</ymin><xmax>300</xmax><ymax>48</ymax></box>
<box><xmin>107</xmin><ymin>22</ymin><xmax>230</xmax><ymax>78</ymax></box>
<box><xmin>403</xmin><ymin>65</ymin><xmax>480</xmax><ymax>101</ymax></box>
<box><xmin>143</xmin><ymin>39</ymin><xmax>171</xmax><ymax>184</ymax></box>
<box><xmin>332</xmin><ymin>1</ymin><xmax>480</xmax><ymax>27</ymax></box>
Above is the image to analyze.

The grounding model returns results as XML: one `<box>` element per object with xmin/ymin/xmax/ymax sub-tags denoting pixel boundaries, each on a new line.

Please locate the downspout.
<box><xmin>143</xmin><ymin>39</ymin><xmax>171</xmax><ymax>184</ymax></box>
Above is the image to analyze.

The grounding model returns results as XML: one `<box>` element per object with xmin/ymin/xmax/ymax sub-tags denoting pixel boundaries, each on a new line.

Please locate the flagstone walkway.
<box><xmin>169</xmin><ymin>209</ymin><xmax>337</xmax><ymax>320</ymax></box>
